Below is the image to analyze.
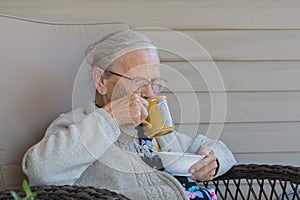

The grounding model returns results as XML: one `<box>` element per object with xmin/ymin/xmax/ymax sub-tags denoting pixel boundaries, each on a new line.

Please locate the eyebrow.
<box><xmin>106</xmin><ymin>71</ymin><xmax>133</xmax><ymax>80</ymax></box>
<box><xmin>107</xmin><ymin>70</ymin><xmax>161</xmax><ymax>81</ymax></box>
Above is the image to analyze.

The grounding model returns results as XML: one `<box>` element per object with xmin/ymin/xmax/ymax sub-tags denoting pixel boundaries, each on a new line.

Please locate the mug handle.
<box><xmin>143</xmin><ymin>120</ymin><xmax>152</xmax><ymax>129</ymax></box>
<box><xmin>151</xmin><ymin>130</ymin><xmax>173</xmax><ymax>138</ymax></box>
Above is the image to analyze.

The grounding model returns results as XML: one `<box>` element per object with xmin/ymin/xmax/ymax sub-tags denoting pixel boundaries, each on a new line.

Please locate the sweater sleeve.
<box><xmin>22</xmin><ymin>108</ymin><xmax>120</xmax><ymax>186</ymax></box>
<box><xmin>156</xmin><ymin>131</ymin><xmax>237</xmax><ymax>177</ymax></box>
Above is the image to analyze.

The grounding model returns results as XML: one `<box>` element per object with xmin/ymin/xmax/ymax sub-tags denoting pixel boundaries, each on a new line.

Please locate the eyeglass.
<box><xmin>106</xmin><ymin>71</ymin><xmax>167</xmax><ymax>94</ymax></box>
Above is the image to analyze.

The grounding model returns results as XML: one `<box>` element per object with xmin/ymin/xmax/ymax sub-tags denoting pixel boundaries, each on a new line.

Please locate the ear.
<box><xmin>92</xmin><ymin>67</ymin><xmax>108</xmax><ymax>95</ymax></box>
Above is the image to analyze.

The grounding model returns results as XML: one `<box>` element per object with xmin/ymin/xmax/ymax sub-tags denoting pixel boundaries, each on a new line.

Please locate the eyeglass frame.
<box><xmin>105</xmin><ymin>70</ymin><xmax>167</xmax><ymax>93</ymax></box>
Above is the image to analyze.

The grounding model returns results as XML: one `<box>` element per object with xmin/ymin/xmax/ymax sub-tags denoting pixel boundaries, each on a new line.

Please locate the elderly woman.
<box><xmin>22</xmin><ymin>30</ymin><xmax>236</xmax><ymax>200</ymax></box>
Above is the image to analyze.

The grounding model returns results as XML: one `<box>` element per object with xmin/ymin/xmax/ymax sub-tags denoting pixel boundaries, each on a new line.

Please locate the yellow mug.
<box><xmin>143</xmin><ymin>96</ymin><xmax>174</xmax><ymax>138</ymax></box>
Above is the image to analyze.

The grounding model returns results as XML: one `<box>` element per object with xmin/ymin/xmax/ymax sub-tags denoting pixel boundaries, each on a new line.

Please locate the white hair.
<box><xmin>86</xmin><ymin>30</ymin><xmax>157</xmax><ymax>70</ymax></box>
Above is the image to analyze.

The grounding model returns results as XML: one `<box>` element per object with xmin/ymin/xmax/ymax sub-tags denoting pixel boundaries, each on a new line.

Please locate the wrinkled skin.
<box><xmin>189</xmin><ymin>145</ymin><xmax>218</xmax><ymax>181</ymax></box>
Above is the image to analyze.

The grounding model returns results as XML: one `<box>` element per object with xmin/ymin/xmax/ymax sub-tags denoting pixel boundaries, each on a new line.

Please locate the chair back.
<box><xmin>0</xmin><ymin>15</ymin><xmax>129</xmax><ymax>191</ymax></box>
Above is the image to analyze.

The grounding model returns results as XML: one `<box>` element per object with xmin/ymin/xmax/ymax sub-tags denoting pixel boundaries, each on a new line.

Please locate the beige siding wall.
<box><xmin>1</xmin><ymin>0</ymin><xmax>299</xmax><ymax>165</ymax></box>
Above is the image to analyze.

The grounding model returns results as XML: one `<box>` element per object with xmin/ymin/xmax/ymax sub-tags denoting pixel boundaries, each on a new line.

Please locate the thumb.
<box><xmin>196</xmin><ymin>145</ymin><xmax>210</xmax><ymax>156</ymax></box>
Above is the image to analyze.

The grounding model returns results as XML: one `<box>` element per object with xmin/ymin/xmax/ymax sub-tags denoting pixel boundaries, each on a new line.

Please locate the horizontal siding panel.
<box><xmin>234</xmin><ymin>152</ymin><xmax>300</xmax><ymax>166</ymax></box>
<box><xmin>139</xmin><ymin>30</ymin><xmax>300</xmax><ymax>61</ymax></box>
<box><xmin>161</xmin><ymin>61</ymin><xmax>300</xmax><ymax>92</ymax></box>
<box><xmin>164</xmin><ymin>92</ymin><xmax>300</xmax><ymax>123</ymax></box>
<box><xmin>1</xmin><ymin>1</ymin><xmax>300</xmax><ymax>29</ymax></box>
<box><xmin>175</xmin><ymin>123</ymin><xmax>300</xmax><ymax>153</ymax></box>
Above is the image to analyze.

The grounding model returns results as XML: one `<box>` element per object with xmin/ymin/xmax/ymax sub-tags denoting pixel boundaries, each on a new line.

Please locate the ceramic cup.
<box><xmin>143</xmin><ymin>96</ymin><xmax>174</xmax><ymax>138</ymax></box>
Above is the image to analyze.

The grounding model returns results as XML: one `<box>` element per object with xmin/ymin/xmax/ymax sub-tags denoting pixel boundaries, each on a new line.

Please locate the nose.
<box><xmin>141</xmin><ymin>84</ymin><xmax>155</xmax><ymax>98</ymax></box>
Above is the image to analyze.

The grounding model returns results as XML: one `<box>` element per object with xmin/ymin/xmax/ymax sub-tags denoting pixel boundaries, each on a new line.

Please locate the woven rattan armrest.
<box><xmin>0</xmin><ymin>185</ymin><xmax>130</xmax><ymax>200</ymax></box>
<box><xmin>1</xmin><ymin>165</ymin><xmax>299</xmax><ymax>199</ymax></box>
<box><xmin>197</xmin><ymin>164</ymin><xmax>300</xmax><ymax>200</ymax></box>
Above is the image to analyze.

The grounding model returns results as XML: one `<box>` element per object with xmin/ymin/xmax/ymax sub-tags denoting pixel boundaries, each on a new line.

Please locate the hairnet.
<box><xmin>86</xmin><ymin>30</ymin><xmax>157</xmax><ymax>70</ymax></box>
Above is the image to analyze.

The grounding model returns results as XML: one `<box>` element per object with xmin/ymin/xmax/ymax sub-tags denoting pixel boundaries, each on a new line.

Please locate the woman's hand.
<box><xmin>189</xmin><ymin>145</ymin><xmax>218</xmax><ymax>181</ymax></box>
<box><xmin>103</xmin><ymin>94</ymin><xmax>149</xmax><ymax>127</ymax></box>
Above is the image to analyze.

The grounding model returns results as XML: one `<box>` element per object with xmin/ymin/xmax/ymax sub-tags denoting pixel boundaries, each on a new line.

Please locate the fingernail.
<box><xmin>190</xmin><ymin>168</ymin><xmax>195</xmax><ymax>174</ymax></box>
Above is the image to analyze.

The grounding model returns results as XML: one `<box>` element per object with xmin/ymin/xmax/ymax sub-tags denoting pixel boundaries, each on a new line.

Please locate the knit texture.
<box><xmin>22</xmin><ymin>102</ymin><xmax>236</xmax><ymax>200</ymax></box>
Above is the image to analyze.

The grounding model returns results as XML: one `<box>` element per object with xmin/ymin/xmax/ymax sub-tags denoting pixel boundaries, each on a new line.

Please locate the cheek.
<box><xmin>109</xmin><ymin>80</ymin><xmax>131</xmax><ymax>100</ymax></box>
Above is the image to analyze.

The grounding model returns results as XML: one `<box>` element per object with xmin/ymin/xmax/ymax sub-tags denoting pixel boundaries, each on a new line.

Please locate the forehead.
<box><xmin>114</xmin><ymin>49</ymin><xmax>160</xmax><ymax>74</ymax></box>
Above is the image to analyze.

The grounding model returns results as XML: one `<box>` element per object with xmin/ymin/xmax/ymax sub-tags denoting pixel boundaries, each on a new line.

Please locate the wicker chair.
<box><xmin>0</xmin><ymin>185</ymin><xmax>130</xmax><ymax>200</ymax></box>
<box><xmin>1</xmin><ymin>164</ymin><xmax>299</xmax><ymax>200</ymax></box>
<box><xmin>197</xmin><ymin>164</ymin><xmax>300</xmax><ymax>200</ymax></box>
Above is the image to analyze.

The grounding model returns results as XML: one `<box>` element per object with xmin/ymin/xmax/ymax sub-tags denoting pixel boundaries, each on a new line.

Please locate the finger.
<box><xmin>135</xmin><ymin>95</ymin><xmax>149</xmax><ymax>108</ymax></box>
<box><xmin>133</xmin><ymin>98</ymin><xmax>148</xmax><ymax>124</ymax></box>
<box><xmin>194</xmin><ymin>169</ymin><xmax>215</xmax><ymax>181</ymax></box>
<box><xmin>196</xmin><ymin>145</ymin><xmax>210</xmax><ymax>155</ymax></box>
<box><xmin>190</xmin><ymin>170</ymin><xmax>215</xmax><ymax>181</ymax></box>
<box><xmin>190</xmin><ymin>160</ymin><xmax>218</xmax><ymax>181</ymax></box>
<box><xmin>138</xmin><ymin>100</ymin><xmax>148</xmax><ymax>122</ymax></box>
<box><xmin>196</xmin><ymin>165</ymin><xmax>216</xmax><ymax>181</ymax></box>
<box><xmin>122</xmin><ymin>116</ymin><xmax>137</xmax><ymax>125</ymax></box>
<box><xmin>125</xmin><ymin>95</ymin><xmax>139</xmax><ymax>124</ymax></box>
<box><xmin>189</xmin><ymin>160</ymin><xmax>215</xmax><ymax>178</ymax></box>
<box><xmin>129</xmin><ymin>95</ymin><xmax>148</xmax><ymax>125</ymax></box>
<box><xmin>133</xmin><ymin>95</ymin><xmax>149</xmax><ymax>123</ymax></box>
<box><xmin>189</xmin><ymin>152</ymin><xmax>217</xmax><ymax>174</ymax></box>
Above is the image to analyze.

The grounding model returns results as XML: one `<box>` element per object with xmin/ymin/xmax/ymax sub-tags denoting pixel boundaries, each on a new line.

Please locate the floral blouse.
<box><xmin>133</xmin><ymin>138</ymin><xmax>217</xmax><ymax>200</ymax></box>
